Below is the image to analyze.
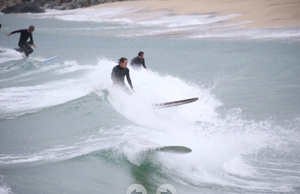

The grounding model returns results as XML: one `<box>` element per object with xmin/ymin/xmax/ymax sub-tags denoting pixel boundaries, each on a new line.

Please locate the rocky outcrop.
<box><xmin>1</xmin><ymin>0</ymin><xmax>128</xmax><ymax>13</ymax></box>
<box><xmin>1</xmin><ymin>1</ymin><xmax>45</xmax><ymax>13</ymax></box>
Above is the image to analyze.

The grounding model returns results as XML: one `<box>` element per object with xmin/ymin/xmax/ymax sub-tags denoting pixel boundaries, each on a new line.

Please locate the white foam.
<box><xmin>120</xmin><ymin>114</ymin><xmax>286</xmax><ymax>191</ymax></box>
<box><xmin>0</xmin><ymin>186</ymin><xmax>11</xmax><ymax>194</ymax></box>
<box><xmin>0</xmin><ymin>78</ymin><xmax>88</xmax><ymax>112</ymax></box>
<box><xmin>26</xmin><ymin>6</ymin><xmax>300</xmax><ymax>40</ymax></box>
<box><xmin>107</xmin><ymin>67</ymin><xmax>220</xmax><ymax>130</ymax></box>
<box><xmin>0</xmin><ymin>59</ymin><xmax>114</xmax><ymax>114</ymax></box>
<box><xmin>107</xmin><ymin>73</ymin><xmax>289</xmax><ymax>191</ymax></box>
<box><xmin>35</xmin><ymin>6</ymin><xmax>138</xmax><ymax>23</ymax></box>
<box><xmin>0</xmin><ymin>175</ymin><xmax>11</xmax><ymax>194</ymax></box>
<box><xmin>0</xmin><ymin>48</ymin><xmax>22</xmax><ymax>64</ymax></box>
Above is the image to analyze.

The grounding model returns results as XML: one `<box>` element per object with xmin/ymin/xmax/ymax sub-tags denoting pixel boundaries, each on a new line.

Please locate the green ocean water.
<box><xmin>0</xmin><ymin>8</ymin><xmax>300</xmax><ymax>194</ymax></box>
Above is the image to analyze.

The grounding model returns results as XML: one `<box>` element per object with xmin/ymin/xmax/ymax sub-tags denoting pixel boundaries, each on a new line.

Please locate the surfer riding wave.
<box><xmin>7</xmin><ymin>25</ymin><xmax>36</xmax><ymax>58</ymax></box>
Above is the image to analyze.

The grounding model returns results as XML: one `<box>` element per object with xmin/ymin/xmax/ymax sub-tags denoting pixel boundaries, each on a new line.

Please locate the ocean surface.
<box><xmin>0</xmin><ymin>5</ymin><xmax>300</xmax><ymax>194</ymax></box>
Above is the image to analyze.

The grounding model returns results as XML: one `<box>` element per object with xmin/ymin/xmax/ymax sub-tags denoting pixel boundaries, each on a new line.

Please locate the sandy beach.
<box><xmin>92</xmin><ymin>0</ymin><xmax>300</xmax><ymax>28</ymax></box>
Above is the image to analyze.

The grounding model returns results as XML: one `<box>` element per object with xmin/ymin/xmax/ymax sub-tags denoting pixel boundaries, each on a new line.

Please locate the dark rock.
<box><xmin>0</xmin><ymin>0</ymin><xmax>130</xmax><ymax>13</ymax></box>
<box><xmin>1</xmin><ymin>2</ymin><xmax>45</xmax><ymax>13</ymax></box>
<box><xmin>55</xmin><ymin>0</ymin><xmax>63</xmax><ymax>5</ymax></box>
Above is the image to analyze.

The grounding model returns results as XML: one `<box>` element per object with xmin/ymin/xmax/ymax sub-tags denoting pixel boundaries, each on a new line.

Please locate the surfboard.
<box><xmin>13</xmin><ymin>48</ymin><xmax>59</xmax><ymax>63</ymax></box>
<box><xmin>155</xmin><ymin>146</ymin><xmax>192</xmax><ymax>154</ymax></box>
<box><xmin>42</xmin><ymin>55</ymin><xmax>59</xmax><ymax>62</ymax></box>
<box><xmin>153</xmin><ymin>97</ymin><xmax>198</xmax><ymax>108</ymax></box>
<box><xmin>129</xmin><ymin>138</ymin><xmax>192</xmax><ymax>154</ymax></box>
<box><xmin>29</xmin><ymin>55</ymin><xmax>59</xmax><ymax>63</ymax></box>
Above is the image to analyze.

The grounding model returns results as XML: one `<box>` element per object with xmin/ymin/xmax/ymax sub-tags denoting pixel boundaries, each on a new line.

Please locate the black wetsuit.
<box><xmin>11</xmin><ymin>29</ymin><xmax>34</xmax><ymax>57</ymax></box>
<box><xmin>111</xmin><ymin>65</ymin><xmax>133</xmax><ymax>89</ymax></box>
<box><xmin>130</xmin><ymin>56</ymin><xmax>146</xmax><ymax>69</ymax></box>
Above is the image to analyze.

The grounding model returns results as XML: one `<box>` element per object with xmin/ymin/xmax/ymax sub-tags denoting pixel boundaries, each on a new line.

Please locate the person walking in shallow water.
<box><xmin>111</xmin><ymin>57</ymin><xmax>135</xmax><ymax>94</ymax></box>
<box><xmin>7</xmin><ymin>25</ymin><xmax>36</xmax><ymax>58</ymax></box>
<box><xmin>130</xmin><ymin>51</ymin><xmax>146</xmax><ymax>69</ymax></box>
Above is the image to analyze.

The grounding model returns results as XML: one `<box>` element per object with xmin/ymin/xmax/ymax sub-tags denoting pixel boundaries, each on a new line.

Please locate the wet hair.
<box><xmin>138</xmin><ymin>51</ymin><xmax>144</xmax><ymax>56</ymax></box>
<box><xmin>118</xmin><ymin>57</ymin><xmax>127</xmax><ymax>64</ymax></box>
<box><xmin>28</xmin><ymin>25</ymin><xmax>35</xmax><ymax>31</ymax></box>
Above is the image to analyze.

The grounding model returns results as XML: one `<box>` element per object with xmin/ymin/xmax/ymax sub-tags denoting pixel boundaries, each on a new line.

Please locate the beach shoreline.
<box><xmin>91</xmin><ymin>0</ymin><xmax>300</xmax><ymax>28</ymax></box>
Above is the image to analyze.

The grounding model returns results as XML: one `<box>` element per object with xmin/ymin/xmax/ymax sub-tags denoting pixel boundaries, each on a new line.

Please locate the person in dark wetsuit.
<box><xmin>130</xmin><ymin>51</ymin><xmax>146</xmax><ymax>69</ymax></box>
<box><xmin>7</xmin><ymin>25</ymin><xmax>36</xmax><ymax>57</ymax></box>
<box><xmin>111</xmin><ymin>57</ymin><xmax>134</xmax><ymax>94</ymax></box>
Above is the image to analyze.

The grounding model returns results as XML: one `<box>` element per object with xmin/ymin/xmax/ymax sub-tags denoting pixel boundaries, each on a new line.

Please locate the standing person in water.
<box><xmin>130</xmin><ymin>51</ymin><xmax>146</xmax><ymax>69</ymax></box>
<box><xmin>111</xmin><ymin>57</ymin><xmax>135</xmax><ymax>94</ymax></box>
<box><xmin>7</xmin><ymin>25</ymin><xmax>36</xmax><ymax>58</ymax></box>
